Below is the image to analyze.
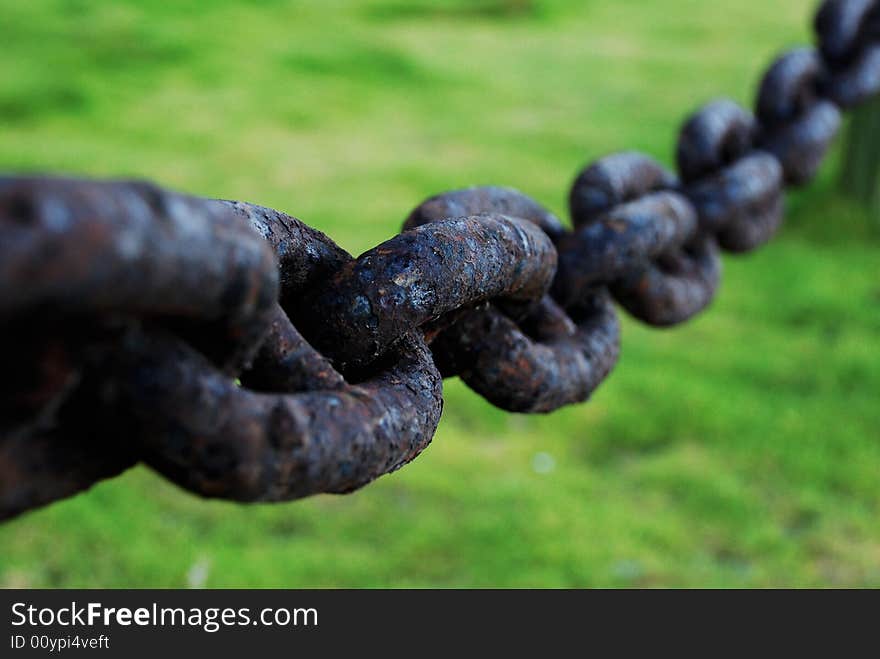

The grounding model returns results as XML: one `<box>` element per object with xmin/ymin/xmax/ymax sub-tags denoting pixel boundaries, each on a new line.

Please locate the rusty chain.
<box><xmin>1</xmin><ymin>0</ymin><xmax>878</xmax><ymax>520</ymax></box>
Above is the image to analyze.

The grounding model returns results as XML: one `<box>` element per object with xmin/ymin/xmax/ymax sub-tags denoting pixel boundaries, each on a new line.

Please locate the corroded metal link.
<box><xmin>815</xmin><ymin>0</ymin><xmax>880</xmax><ymax>107</ymax></box>
<box><xmin>404</xmin><ymin>187</ymin><xmax>620</xmax><ymax>412</ymax></box>
<box><xmin>755</xmin><ymin>48</ymin><xmax>842</xmax><ymax>185</ymax></box>
<box><xmin>569</xmin><ymin>151</ymin><xmax>676</xmax><ymax>227</ymax></box>
<box><xmin>0</xmin><ymin>186</ymin><xmax>358</xmax><ymax>518</ymax></box>
<box><xmin>300</xmin><ymin>215</ymin><xmax>558</xmax><ymax>373</ymax></box>
<box><xmin>677</xmin><ymin>99</ymin><xmax>785</xmax><ymax>252</ymax></box>
<box><xmin>404</xmin><ymin>185</ymin><xmax>566</xmax><ymax>241</ymax></box>
<box><xmin>612</xmin><ymin>233</ymin><xmax>721</xmax><ymax>326</ymax></box>
<box><xmin>822</xmin><ymin>45</ymin><xmax>880</xmax><ymax>107</ymax></box>
<box><xmin>566</xmin><ymin>153</ymin><xmax>717</xmax><ymax>324</ymax></box>
<box><xmin>101</xmin><ymin>328</ymin><xmax>442</xmax><ymax>501</ymax></box>
<box><xmin>0</xmin><ymin>178</ymin><xmax>280</xmax><ymax>373</ymax></box>
<box><xmin>684</xmin><ymin>155</ymin><xmax>784</xmax><ymax>253</ymax></box>
<box><xmin>553</xmin><ymin>191</ymin><xmax>696</xmax><ymax>308</ymax></box>
<box><xmin>677</xmin><ymin>99</ymin><xmax>757</xmax><ymax>181</ymax></box>
<box><xmin>816</xmin><ymin>0</ymin><xmax>879</xmax><ymax>62</ymax></box>
<box><xmin>431</xmin><ymin>293</ymin><xmax>620</xmax><ymax>413</ymax></box>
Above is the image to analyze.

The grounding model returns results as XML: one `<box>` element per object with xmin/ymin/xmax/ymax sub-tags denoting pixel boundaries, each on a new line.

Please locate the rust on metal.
<box><xmin>431</xmin><ymin>293</ymin><xmax>620</xmax><ymax>413</ymax></box>
<box><xmin>100</xmin><ymin>328</ymin><xmax>442</xmax><ymax>501</ymax></box>
<box><xmin>300</xmin><ymin>214</ymin><xmax>557</xmax><ymax>372</ymax></box>
<box><xmin>0</xmin><ymin>177</ymin><xmax>280</xmax><ymax>373</ymax></box>
<box><xmin>405</xmin><ymin>187</ymin><xmax>620</xmax><ymax>412</ymax></box>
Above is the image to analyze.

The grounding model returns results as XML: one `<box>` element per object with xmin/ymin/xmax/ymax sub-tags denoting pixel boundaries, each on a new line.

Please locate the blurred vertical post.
<box><xmin>839</xmin><ymin>95</ymin><xmax>880</xmax><ymax>229</ymax></box>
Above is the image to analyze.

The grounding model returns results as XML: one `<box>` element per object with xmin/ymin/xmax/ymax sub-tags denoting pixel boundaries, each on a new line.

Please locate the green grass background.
<box><xmin>1</xmin><ymin>0</ymin><xmax>878</xmax><ymax>587</ymax></box>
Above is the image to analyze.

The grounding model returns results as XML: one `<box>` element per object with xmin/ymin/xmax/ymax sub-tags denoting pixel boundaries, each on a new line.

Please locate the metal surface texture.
<box><xmin>1</xmin><ymin>0</ymin><xmax>878</xmax><ymax>520</ymax></box>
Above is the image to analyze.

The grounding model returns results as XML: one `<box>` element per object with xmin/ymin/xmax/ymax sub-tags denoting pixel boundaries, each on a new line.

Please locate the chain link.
<box><xmin>1</xmin><ymin>0</ymin><xmax>878</xmax><ymax>520</ymax></box>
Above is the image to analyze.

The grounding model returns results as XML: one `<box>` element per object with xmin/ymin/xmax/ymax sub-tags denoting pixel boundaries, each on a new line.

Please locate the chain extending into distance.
<box><xmin>1</xmin><ymin>0</ymin><xmax>878</xmax><ymax>520</ymax></box>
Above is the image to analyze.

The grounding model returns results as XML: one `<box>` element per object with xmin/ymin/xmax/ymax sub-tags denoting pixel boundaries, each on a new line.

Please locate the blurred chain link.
<box><xmin>1</xmin><ymin>0</ymin><xmax>878</xmax><ymax>520</ymax></box>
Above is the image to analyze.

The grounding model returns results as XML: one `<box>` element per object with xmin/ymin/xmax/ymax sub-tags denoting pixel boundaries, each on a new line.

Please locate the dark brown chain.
<box><xmin>2</xmin><ymin>0</ymin><xmax>878</xmax><ymax>520</ymax></box>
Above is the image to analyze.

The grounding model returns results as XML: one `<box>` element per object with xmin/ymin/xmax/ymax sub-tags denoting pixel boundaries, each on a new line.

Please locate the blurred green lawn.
<box><xmin>1</xmin><ymin>0</ymin><xmax>878</xmax><ymax>587</ymax></box>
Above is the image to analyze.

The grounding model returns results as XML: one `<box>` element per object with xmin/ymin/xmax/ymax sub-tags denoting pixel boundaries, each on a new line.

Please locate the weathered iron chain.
<box><xmin>1</xmin><ymin>0</ymin><xmax>878</xmax><ymax>520</ymax></box>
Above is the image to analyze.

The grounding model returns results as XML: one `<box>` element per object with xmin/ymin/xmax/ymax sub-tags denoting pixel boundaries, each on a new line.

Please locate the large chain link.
<box><xmin>2</xmin><ymin>0</ymin><xmax>878</xmax><ymax>520</ymax></box>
